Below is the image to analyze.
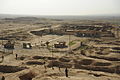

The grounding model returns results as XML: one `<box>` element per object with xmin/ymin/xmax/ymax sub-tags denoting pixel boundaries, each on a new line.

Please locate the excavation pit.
<box><xmin>19</xmin><ymin>71</ymin><xmax>36</xmax><ymax>80</ymax></box>
<box><xmin>33</xmin><ymin>56</ymin><xmax>46</xmax><ymax>60</ymax></box>
<box><xmin>18</xmin><ymin>56</ymin><xmax>26</xmax><ymax>60</ymax></box>
<box><xmin>0</xmin><ymin>65</ymin><xmax>27</xmax><ymax>73</ymax></box>
<box><xmin>26</xmin><ymin>61</ymin><xmax>44</xmax><ymax>65</ymax></box>
<box><xmin>47</xmin><ymin>57</ymin><xmax>57</xmax><ymax>60</ymax></box>
<box><xmin>112</xmin><ymin>47</ymin><xmax>120</xmax><ymax>50</ymax></box>
<box><xmin>47</xmin><ymin>60</ymin><xmax>72</xmax><ymax>68</ymax></box>
<box><xmin>79</xmin><ymin>59</ymin><xmax>94</xmax><ymax>65</ymax></box>
<box><xmin>94</xmin><ymin>62</ymin><xmax>112</xmax><ymax>66</ymax></box>
<box><xmin>74</xmin><ymin>63</ymin><xmax>120</xmax><ymax>74</ymax></box>
<box><xmin>59</xmin><ymin>57</ymin><xmax>71</xmax><ymax>62</ymax></box>
<box><xmin>33</xmin><ymin>56</ymin><xmax>57</xmax><ymax>60</ymax></box>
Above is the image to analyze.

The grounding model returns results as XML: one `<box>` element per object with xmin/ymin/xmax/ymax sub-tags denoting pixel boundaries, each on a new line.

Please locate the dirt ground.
<box><xmin>0</xmin><ymin>18</ymin><xmax>120</xmax><ymax>80</ymax></box>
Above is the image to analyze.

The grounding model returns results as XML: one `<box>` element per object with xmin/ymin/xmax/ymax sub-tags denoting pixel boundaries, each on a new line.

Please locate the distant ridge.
<box><xmin>0</xmin><ymin>14</ymin><xmax>120</xmax><ymax>20</ymax></box>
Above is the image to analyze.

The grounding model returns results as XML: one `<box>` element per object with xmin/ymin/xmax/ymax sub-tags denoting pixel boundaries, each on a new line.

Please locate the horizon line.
<box><xmin>0</xmin><ymin>13</ymin><xmax>120</xmax><ymax>17</ymax></box>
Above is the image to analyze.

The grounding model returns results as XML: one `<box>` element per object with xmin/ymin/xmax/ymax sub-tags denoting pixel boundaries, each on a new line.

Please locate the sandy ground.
<box><xmin>0</xmin><ymin>34</ymin><xmax>120</xmax><ymax>80</ymax></box>
<box><xmin>0</xmin><ymin>19</ymin><xmax>120</xmax><ymax>80</ymax></box>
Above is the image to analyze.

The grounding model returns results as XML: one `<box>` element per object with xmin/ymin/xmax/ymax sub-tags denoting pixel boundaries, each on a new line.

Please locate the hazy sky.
<box><xmin>0</xmin><ymin>0</ymin><xmax>120</xmax><ymax>15</ymax></box>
